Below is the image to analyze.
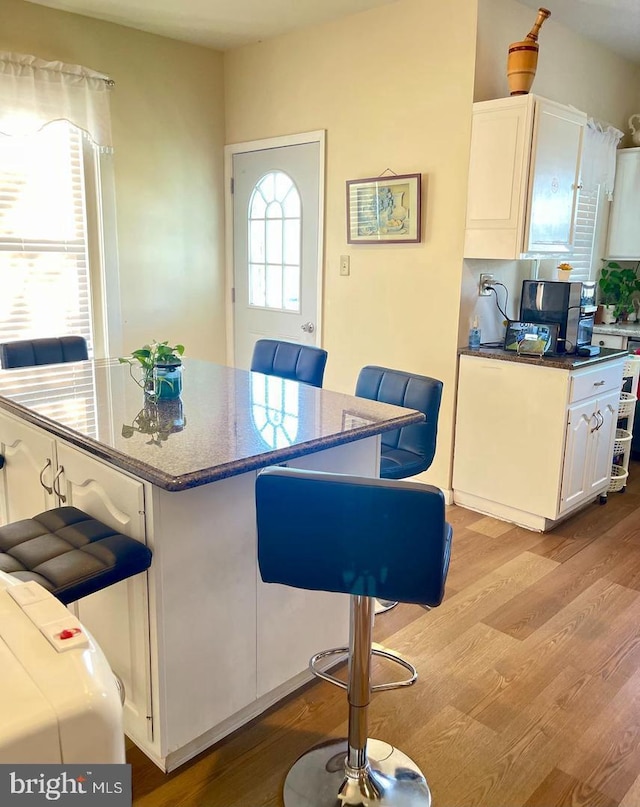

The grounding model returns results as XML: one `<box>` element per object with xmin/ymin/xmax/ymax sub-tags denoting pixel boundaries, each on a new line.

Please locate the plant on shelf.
<box><xmin>119</xmin><ymin>340</ymin><xmax>185</xmax><ymax>397</ymax></box>
<box><xmin>598</xmin><ymin>261</ymin><xmax>640</xmax><ymax>322</ymax></box>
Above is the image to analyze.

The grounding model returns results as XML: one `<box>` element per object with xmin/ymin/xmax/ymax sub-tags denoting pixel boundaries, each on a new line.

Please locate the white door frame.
<box><xmin>224</xmin><ymin>130</ymin><xmax>326</xmax><ymax>367</ymax></box>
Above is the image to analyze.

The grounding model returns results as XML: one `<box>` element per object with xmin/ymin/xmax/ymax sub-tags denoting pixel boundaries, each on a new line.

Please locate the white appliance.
<box><xmin>0</xmin><ymin>570</ymin><xmax>125</xmax><ymax>763</ymax></box>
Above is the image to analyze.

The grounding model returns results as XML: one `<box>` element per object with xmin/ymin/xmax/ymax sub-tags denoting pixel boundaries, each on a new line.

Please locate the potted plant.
<box><xmin>119</xmin><ymin>340</ymin><xmax>185</xmax><ymax>399</ymax></box>
<box><xmin>598</xmin><ymin>261</ymin><xmax>640</xmax><ymax>323</ymax></box>
<box><xmin>557</xmin><ymin>262</ymin><xmax>574</xmax><ymax>281</ymax></box>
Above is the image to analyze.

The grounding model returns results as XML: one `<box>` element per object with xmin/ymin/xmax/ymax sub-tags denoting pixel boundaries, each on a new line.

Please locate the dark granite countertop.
<box><xmin>0</xmin><ymin>358</ymin><xmax>423</xmax><ymax>491</ymax></box>
<box><xmin>458</xmin><ymin>346</ymin><xmax>629</xmax><ymax>369</ymax></box>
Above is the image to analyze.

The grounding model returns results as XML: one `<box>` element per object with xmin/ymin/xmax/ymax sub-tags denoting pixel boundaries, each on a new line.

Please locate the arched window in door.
<box><xmin>248</xmin><ymin>171</ymin><xmax>301</xmax><ymax>312</ymax></box>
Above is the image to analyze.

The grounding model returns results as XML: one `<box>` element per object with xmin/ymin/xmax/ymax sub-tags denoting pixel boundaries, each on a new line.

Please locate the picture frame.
<box><xmin>346</xmin><ymin>173</ymin><xmax>421</xmax><ymax>244</ymax></box>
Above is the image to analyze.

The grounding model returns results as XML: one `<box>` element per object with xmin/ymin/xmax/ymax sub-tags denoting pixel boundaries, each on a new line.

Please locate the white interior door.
<box><xmin>231</xmin><ymin>136</ymin><xmax>323</xmax><ymax>369</ymax></box>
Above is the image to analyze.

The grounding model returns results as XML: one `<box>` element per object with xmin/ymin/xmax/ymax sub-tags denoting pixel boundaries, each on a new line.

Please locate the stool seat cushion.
<box><xmin>0</xmin><ymin>507</ymin><xmax>152</xmax><ymax>604</ymax></box>
<box><xmin>379</xmin><ymin>447</ymin><xmax>433</xmax><ymax>480</ymax></box>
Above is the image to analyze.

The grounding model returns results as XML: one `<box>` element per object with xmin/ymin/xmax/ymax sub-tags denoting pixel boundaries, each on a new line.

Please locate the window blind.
<box><xmin>568</xmin><ymin>185</ymin><xmax>600</xmax><ymax>283</ymax></box>
<box><xmin>0</xmin><ymin>120</ymin><xmax>94</xmax><ymax>354</ymax></box>
<box><xmin>0</xmin><ymin>120</ymin><xmax>97</xmax><ymax>437</ymax></box>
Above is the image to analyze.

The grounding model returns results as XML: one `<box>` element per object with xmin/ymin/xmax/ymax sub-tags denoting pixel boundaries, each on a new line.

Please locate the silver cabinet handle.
<box><xmin>593</xmin><ymin>380</ymin><xmax>606</xmax><ymax>387</ymax></box>
<box><xmin>301</xmin><ymin>322</ymin><xmax>315</xmax><ymax>333</ymax></box>
<box><xmin>52</xmin><ymin>465</ymin><xmax>66</xmax><ymax>503</ymax></box>
<box><xmin>590</xmin><ymin>412</ymin><xmax>598</xmax><ymax>433</ymax></box>
<box><xmin>595</xmin><ymin>411</ymin><xmax>604</xmax><ymax>430</ymax></box>
<box><xmin>39</xmin><ymin>458</ymin><xmax>53</xmax><ymax>494</ymax></box>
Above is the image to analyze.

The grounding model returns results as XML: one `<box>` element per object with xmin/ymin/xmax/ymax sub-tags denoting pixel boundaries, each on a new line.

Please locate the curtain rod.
<box><xmin>0</xmin><ymin>55</ymin><xmax>115</xmax><ymax>87</ymax></box>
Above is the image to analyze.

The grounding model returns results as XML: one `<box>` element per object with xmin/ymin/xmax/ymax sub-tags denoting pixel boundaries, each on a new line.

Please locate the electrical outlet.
<box><xmin>340</xmin><ymin>255</ymin><xmax>350</xmax><ymax>276</ymax></box>
<box><xmin>479</xmin><ymin>273</ymin><xmax>494</xmax><ymax>296</ymax></box>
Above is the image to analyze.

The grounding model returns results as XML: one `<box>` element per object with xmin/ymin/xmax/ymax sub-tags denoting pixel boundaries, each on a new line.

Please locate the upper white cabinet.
<box><xmin>464</xmin><ymin>94</ymin><xmax>586</xmax><ymax>259</ymax></box>
<box><xmin>606</xmin><ymin>148</ymin><xmax>640</xmax><ymax>259</ymax></box>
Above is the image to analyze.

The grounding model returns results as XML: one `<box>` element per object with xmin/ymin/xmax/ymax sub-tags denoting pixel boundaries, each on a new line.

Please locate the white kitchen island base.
<box><xmin>0</xmin><ymin>359</ymin><xmax>425</xmax><ymax>772</ymax></box>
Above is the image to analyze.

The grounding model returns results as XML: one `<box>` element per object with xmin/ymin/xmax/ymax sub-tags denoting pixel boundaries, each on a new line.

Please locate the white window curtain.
<box><xmin>0</xmin><ymin>51</ymin><xmax>113</xmax><ymax>149</ymax></box>
<box><xmin>0</xmin><ymin>51</ymin><xmax>119</xmax><ymax>366</ymax></box>
<box><xmin>581</xmin><ymin>118</ymin><xmax>624</xmax><ymax>200</ymax></box>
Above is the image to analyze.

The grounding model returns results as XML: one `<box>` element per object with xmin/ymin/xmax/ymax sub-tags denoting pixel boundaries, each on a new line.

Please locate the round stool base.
<box><xmin>374</xmin><ymin>599</ymin><xmax>398</xmax><ymax>614</ymax></box>
<box><xmin>283</xmin><ymin>737</ymin><xmax>431</xmax><ymax>807</ymax></box>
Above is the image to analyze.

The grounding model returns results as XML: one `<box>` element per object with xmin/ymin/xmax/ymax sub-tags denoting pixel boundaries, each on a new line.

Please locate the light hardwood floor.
<box><xmin>129</xmin><ymin>460</ymin><xmax>640</xmax><ymax>806</ymax></box>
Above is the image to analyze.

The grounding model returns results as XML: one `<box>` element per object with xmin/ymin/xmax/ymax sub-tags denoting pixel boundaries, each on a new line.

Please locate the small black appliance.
<box><xmin>519</xmin><ymin>280</ymin><xmax>595</xmax><ymax>354</ymax></box>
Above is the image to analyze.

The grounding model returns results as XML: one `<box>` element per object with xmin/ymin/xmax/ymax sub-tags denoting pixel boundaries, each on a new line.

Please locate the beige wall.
<box><xmin>224</xmin><ymin>0</ymin><xmax>479</xmax><ymax>492</ymax></box>
<box><xmin>0</xmin><ymin>0</ymin><xmax>227</xmax><ymax>362</ymax></box>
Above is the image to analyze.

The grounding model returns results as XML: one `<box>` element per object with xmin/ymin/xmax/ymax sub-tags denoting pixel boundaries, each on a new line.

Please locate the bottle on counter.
<box><xmin>469</xmin><ymin>317</ymin><xmax>481</xmax><ymax>349</ymax></box>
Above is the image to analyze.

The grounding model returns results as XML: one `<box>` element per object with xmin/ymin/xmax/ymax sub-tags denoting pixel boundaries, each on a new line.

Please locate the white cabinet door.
<box><xmin>607</xmin><ymin>148</ymin><xmax>640</xmax><ymax>259</ymax></box>
<box><xmin>0</xmin><ymin>412</ymin><xmax>57</xmax><ymax>523</ymax></box>
<box><xmin>589</xmin><ymin>389</ymin><xmax>620</xmax><ymax>493</ymax></box>
<box><xmin>525</xmin><ymin>99</ymin><xmax>584</xmax><ymax>254</ymax></box>
<box><xmin>56</xmin><ymin>442</ymin><xmax>153</xmax><ymax>747</ymax></box>
<box><xmin>560</xmin><ymin>399</ymin><xmax>594</xmax><ymax>512</ymax></box>
<box><xmin>560</xmin><ymin>389</ymin><xmax>620</xmax><ymax>512</ymax></box>
<box><xmin>464</xmin><ymin>94</ymin><xmax>585</xmax><ymax>259</ymax></box>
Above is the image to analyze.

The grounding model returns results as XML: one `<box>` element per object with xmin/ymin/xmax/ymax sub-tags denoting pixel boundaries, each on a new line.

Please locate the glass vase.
<box><xmin>153</xmin><ymin>362</ymin><xmax>183</xmax><ymax>400</ymax></box>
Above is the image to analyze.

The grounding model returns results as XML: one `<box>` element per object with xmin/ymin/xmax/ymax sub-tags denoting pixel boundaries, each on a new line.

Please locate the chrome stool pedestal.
<box><xmin>284</xmin><ymin>738</ymin><xmax>430</xmax><ymax>806</ymax></box>
<box><xmin>284</xmin><ymin>594</ymin><xmax>431</xmax><ymax>807</ymax></box>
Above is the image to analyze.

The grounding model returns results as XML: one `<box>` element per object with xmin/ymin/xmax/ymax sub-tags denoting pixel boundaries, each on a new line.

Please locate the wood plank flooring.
<box><xmin>129</xmin><ymin>460</ymin><xmax>640</xmax><ymax>806</ymax></box>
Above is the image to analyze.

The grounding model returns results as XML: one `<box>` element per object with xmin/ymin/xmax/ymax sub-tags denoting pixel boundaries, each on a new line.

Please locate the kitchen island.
<box><xmin>0</xmin><ymin>358</ymin><xmax>424</xmax><ymax>771</ymax></box>
<box><xmin>453</xmin><ymin>347</ymin><xmax>628</xmax><ymax>531</ymax></box>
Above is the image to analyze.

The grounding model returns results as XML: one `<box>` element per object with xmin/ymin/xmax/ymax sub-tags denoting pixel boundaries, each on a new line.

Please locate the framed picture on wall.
<box><xmin>346</xmin><ymin>173</ymin><xmax>421</xmax><ymax>244</ymax></box>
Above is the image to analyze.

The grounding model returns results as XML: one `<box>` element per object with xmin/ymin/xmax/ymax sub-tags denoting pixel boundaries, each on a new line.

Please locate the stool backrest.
<box><xmin>0</xmin><ymin>337</ymin><xmax>89</xmax><ymax>369</ymax></box>
<box><xmin>256</xmin><ymin>467</ymin><xmax>452</xmax><ymax>607</ymax></box>
<box><xmin>251</xmin><ymin>339</ymin><xmax>328</xmax><ymax>388</ymax></box>
<box><xmin>356</xmin><ymin>366</ymin><xmax>443</xmax><ymax>475</ymax></box>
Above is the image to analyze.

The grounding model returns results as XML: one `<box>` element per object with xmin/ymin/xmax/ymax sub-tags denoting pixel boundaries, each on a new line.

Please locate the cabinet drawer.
<box><xmin>570</xmin><ymin>362</ymin><xmax>623</xmax><ymax>403</ymax></box>
<box><xmin>594</xmin><ymin>334</ymin><xmax>625</xmax><ymax>350</ymax></box>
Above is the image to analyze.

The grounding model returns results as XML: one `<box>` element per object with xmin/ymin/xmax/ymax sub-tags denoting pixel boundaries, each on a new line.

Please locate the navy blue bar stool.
<box><xmin>0</xmin><ymin>336</ymin><xmax>89</xmax><ymax>369</ymax></box>
<box><xmin>251</xmin><ymin>339</ymin><xmax>328</xmax><ymax>388</ymax></box>
<box><xmin>256</xmin><ymin>467</ymin><xmax>452</xmax><ymax>807</ymax></box>
<box><xmin>355</xmin><ymin>366</ymin><xmax>443</xmax><ymax>480</ymax></box>
<box><xmin>0</xmin><ymin>507</ymin><xmax>152</xmax><ymax>605</ymax></box>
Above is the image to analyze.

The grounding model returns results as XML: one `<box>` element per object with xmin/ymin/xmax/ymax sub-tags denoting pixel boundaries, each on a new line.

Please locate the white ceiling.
<box><xmin>25</xmin><ymin>0</ymin><xmax>640</xmax><ymax>62</ymax></box>
<box><xmin>24</xmin><ymin>0</ymin><xmax>398</xmax><ymax>51</ymax></box>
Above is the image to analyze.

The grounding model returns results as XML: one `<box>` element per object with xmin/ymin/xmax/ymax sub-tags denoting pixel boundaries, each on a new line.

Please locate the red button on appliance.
<box><xmin>59</xmin><ymin>627</ymin><xmax>81</xmax><ymax>640</ymax></box>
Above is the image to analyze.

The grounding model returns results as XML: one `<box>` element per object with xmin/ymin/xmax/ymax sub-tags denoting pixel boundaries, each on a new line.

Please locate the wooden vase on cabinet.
<box><xmin>507</xmin><ymin>7</ymin><xmax>550</xmax><ymax>96</ymax></box>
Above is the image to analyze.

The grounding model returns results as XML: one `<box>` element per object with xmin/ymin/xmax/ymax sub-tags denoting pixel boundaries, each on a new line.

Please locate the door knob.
<box><xmin>301</xmin><ymin>322</ymin><xmax>315</xmax><ymax>333</ymax></box>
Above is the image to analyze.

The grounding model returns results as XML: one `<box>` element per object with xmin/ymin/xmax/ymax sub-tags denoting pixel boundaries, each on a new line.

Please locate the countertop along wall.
<box><xmin>0</xmin><ymin>0</ymin><xmax>227</xmax><ymax>363</ymax></box>
<box><xmin>223</xmin><ymin>0</ymin><xmax>478</xmax><ymax>495</ymax></box>
<box><xmin>460</xmin><ymin>0</ymin><xmax>640</xmax><ymax>349</ymax></box>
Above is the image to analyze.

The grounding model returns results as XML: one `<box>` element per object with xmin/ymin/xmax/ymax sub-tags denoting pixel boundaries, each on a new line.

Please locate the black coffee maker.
<box><xmin>519</xmin><ymin>280</ymin><xmax>595</xmax><ymax>354</ymax></box>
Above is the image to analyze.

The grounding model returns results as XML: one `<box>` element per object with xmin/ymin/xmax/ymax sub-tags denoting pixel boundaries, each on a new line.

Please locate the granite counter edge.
<box><xmin>0</xmin><ymin>399</ymin><xmax>423</xmax><ymax>492</ymax></box>
<box><xmin>457</xmin><ymin>347</ymin><xmax>628</xmax><ymax>369</ymax></box>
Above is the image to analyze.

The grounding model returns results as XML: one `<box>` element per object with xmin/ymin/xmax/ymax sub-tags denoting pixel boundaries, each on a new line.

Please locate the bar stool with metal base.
<box><xmin>255</xmin><ymin>467</ymin><xmax>452</xmax><ymax>807</ymax></box>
